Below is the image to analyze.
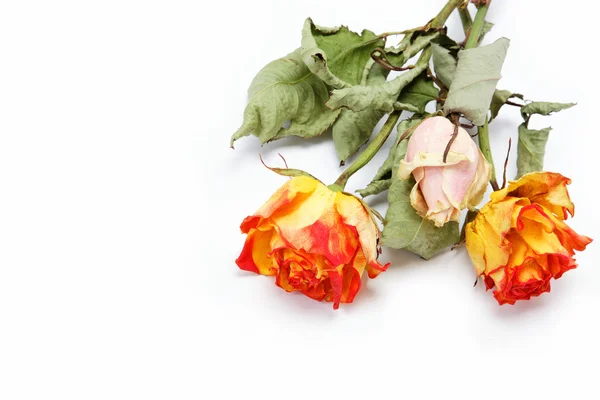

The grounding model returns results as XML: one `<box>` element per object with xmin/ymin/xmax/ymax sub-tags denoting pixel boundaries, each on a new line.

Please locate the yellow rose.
<box><xmin>236</xmin><ymin>176</ymin><xmax>388</xmax><ymax>309</ymax></box>
<box><xmin>466</xmin><ymin>172</ymin><xmax>592</xmax><ymax>305</ymax></box>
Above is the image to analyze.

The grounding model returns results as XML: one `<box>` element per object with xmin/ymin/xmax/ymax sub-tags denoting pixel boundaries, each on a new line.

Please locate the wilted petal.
<box><xmin>236</xmin><ymin>176</ymin><xmax>386</xmax><ymax>309</ymax></box>
<box><xmin>399</xmin><ymin>116</ymin><xmax>490</xmax><ymax>226</ymax></box>
<box><xmin>465</xmin><ymin>172</ymin><xmax>592</xmax><ymax>305</ymax></box>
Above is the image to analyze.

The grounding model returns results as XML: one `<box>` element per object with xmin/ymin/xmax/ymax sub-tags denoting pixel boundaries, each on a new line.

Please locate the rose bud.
<box><xmin>466</xmin><ymin>172</ymin><xmax>592</xmax><ymax>305</ymax></box>
<box><xmin>398</xmin><ymin>116</ymin><xmax>491</xmax><ymax>227</ymax></box>
<box><xmin>236</xmin><ymin>176</ymin><xmax>388</xmax><ymax>309</ymax></box>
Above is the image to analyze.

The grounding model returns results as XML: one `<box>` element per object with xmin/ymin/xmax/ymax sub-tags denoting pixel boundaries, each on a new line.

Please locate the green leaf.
<box><xmin>396</xmin><ymin>72</ymin><xmax>438</xmax><ymax>114</ymax></box>
<box><xmin>331</xmin><ymin>64</ymin><xmax>388</xmax><ymax>161</ymax></box>
<box><xmin>383</xmin><ymin>178</ymin><xmax>459</xmax><ymax>259</ymax></box>
<box><xmin>521</xmin><ymin>101</ymin><xmax>576</xmax><ymax>119</ymax></box>
<box><xmin>431</xmin><ymin>34</ymin><xmax>461</xmax><ymax>56</ymax></box>
<box><xmin>443</xmin><ymin>38</ymin><xmax>510</xmax><ymax>125</ymax></box>
<box><xmin>382</xmin><ymin>139</ymin><xmax>459</xmax><ymax>259</ymax></box>
<box><xmin>357</xmin><ymin>117</ymin><xmax>423</xmax><ymax>198</ymax></box>
<box><xmin>356</xmin><ymin>179</ymin><xmax>392</xmax><ymax>198</ymax></box>
<box><xmin>490</xmin><ymin>89</ymin><xmax>523</xmax><ymax>121</ymax></box>
<box><xmin>514</xmin><ymin>101</ymin><xmax>574</xmax><ymax>178</ymax></box>
<box><xmin>326</xmin><ymin>63</ymin><xmax>428</xmax><ymax>112</ymax></box>
<box><xmin>431</xmin><ymin>43</ymin><xmax>456</xmax><ymax>88</ymax></box>
<box><xmin>230</xmin><ymin>49</ymin><xmax>341</xmax><ymax>146</ymax></box>
<box><xmin>393</xmin><ymin>102</ymin><xmax>421</xmax><ymax>113</ymax></box>
<box><xmin>516</xmin><ymin>124</ymin><xmax>552</xmax><ymax>178</ymax></box>
<box><xmin>479</xmin><ymin>21</ymin><xmax>494</xmax><ymax>43</ymax></box>
<box><xmin>300</xmin><ymin>18</ymin><xmax>385</xmax><ymax>89</ymax></box>
<box><xmin>384</xmin><ymin>30</ymin><xmax>440</xmax><ymax>67</ymax></box>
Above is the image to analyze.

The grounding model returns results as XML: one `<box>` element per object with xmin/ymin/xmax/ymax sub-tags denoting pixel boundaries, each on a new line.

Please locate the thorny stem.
<box><xmin>333</xmin><ymin>0</ymin><xmax>463</xmax><ymax>189</ymax></box>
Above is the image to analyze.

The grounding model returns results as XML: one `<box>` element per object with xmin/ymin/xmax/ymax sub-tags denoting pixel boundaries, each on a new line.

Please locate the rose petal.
<box><xmin>236</xmin><ymin>228</ymin><xmax>276</xmax><ymax>275</ymax></box>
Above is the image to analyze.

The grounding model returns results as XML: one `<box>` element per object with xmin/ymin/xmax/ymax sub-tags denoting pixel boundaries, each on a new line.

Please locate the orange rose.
<box><xmin>466</xmin><ymin>172</ymin><xmax>592</xmax><ymax>305</ymax></box>
<box><xmin>236</xmin><ymin>176</ymin><xmax>388</xmax><ymax>309</ymax></box>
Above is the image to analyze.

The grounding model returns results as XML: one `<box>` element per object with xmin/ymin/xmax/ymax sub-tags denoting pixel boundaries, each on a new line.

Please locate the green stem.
<box><xmin>477</xmin><ymin>120</ymin><xmax>499</xmax><ymax>191</ymax></box>
<box><xmin>464</xmin><ymin>4</ymin><xmax>489</xmax><ymax>49</ymax></box>
<box><xmin>430</xmin><ymin>0</ymin><xmax>466</xmax><ymax>29</ymax></box>
<box><xmin>458</xmin><ymin>6</ymin><xmax>473</xmax><ymax>36</ymax></box>
<box><xmin>464</xmin><ymin>4</ymin><xmax>498</xmax><ymax>191</ymax></box>
<box><xmin>334</xmin><ymin>111</ymin><xmax>402</xmax><ymax>189</ymax></box>
<box><xmin>332</xmin><ymin>0</ymin><xmax>464</xmax><ymax>190</ymax></box>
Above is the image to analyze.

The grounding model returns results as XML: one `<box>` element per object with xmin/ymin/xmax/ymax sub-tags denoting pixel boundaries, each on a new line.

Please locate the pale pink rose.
<box><xmin>398</xmin><ymin>116</ymin><xmax>491</xmax><ymax>227</ymax></box>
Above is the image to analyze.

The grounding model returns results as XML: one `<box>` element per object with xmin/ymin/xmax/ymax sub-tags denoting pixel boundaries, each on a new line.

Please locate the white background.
<box><xmin>1</xmin><ymin>1</ymin><xmax>598</xmax><ymax>399</ymax></box>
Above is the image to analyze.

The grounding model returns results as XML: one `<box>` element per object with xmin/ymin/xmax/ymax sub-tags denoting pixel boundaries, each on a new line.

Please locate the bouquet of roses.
<box><xmin>230</xmin><ymin>0</ymin><xmax>592</xmax><ymax>308</ymax></box>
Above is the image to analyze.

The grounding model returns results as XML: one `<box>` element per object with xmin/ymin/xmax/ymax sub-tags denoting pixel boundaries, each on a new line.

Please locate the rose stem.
<box><xmin>464</xmin><ymin>2</ymin><xmax>489</xmax><ymax>49</ymax></box>
<box><xmin>463</xmin><ymin>2</ymin><xmax>500</xmax><ymax>191</ymax></box>
<box><xmin>333</xmin><ymin>0</ymin><xmax>464</xmax><ymax>190</ymax></box>
<box><xmin>458</xmin><ymin>6</ymin><xmax>473</xmax><ymax>35</ymax></box>
<box><xmin>430</xmin><ymin>0</ymin><xmax>467</xmax><ymax>28</ymax></box>
<box><xmin>333</xmin><ymin>110</ymin><xmax>402</xmax><ymax>190</ymax></box>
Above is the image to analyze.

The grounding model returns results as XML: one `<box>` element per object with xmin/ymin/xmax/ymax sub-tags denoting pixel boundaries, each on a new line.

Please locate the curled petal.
<box><xmin>240</xmin><ymin>176</ymin><xmax>319</xmax><ymax>233</ymax></box>
<box><xmin>340</xmin><ymin>265</ymin><xmax>362</xmax><ymax>305</ymax></box>
<box><xmin>491</xmin><ymin>172</ymin><xmax>574</xmax><ymax>219</ymax></box>
<box><xmin>464</xmin><ymin>149</ymin><xmax>491</xmax><ymax>210</ymax></box>
<box><xmin>326</xmin><ymin>267</ymin><xmax>344</xmax><ymax>310</ymax></box>
<box><xmin>236</xmin><ymin>228</ymin><xmax>276</xmax><ymax>275</ymax></box>
<box><xmin>366</xmin><ymin>259</ymin><xmax>389</xmax><ymax>279</ymax></box>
